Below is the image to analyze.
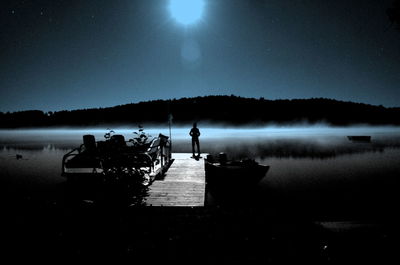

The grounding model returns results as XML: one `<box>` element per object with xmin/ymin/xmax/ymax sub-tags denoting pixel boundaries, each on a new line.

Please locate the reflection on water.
<box><xmin>259</xmin><ymin>149</ymin><xmax>400</xmax><ymax>219</ymax></box>
<box><xmin>1</xmin><ymin>127</ymin><xmax>400</xmax><ymax>219</ymax></box>
<box><xmin>0</xmin><ymin>145</ymin><xmax>66</xmax><ymax>186</ymax></box>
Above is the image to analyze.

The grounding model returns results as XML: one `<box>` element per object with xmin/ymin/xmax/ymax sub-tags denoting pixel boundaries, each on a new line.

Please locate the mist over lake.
<box><xmin>2</xmin><ymin>125</ymin><xmax>400</xmax><ymax>149</ymax></box>
<box><xmin>1</xmin><ymin>125</ymin><xmax>400</xmax><ymax>220</ymax></box>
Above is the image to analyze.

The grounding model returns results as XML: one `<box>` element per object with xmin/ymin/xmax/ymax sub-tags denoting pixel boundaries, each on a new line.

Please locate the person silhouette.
<box><xmin>189</xmin><ymin>122</ymin><xmax>201</xmax><ymax>158</ymax></box>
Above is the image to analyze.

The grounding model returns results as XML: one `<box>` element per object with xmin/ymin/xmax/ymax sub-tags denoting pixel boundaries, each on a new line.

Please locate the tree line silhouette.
<box><xmin>1</xmin><ymin>95</ymin><xmax>399</xmax><ymax>128</ymax></box>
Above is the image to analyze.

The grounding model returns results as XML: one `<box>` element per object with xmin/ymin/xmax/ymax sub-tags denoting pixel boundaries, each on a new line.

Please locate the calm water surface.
<box><xmin>1</xmin><ymin>126</ymin><xmax>399</xmax><ymax>220</ymax></box>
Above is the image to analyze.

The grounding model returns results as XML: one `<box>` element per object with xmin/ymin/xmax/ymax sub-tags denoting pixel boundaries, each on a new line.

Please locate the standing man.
<box><xmin>189</xmin><ymin>122</ymin><xmax>201</xmax><ymax>158</ymax></box>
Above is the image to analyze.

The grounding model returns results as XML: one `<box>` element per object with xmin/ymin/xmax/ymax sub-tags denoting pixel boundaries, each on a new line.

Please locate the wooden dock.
<box><xmin>144</xmin><ymin>153</ymin><xmax>206</xmax><ymax>207</ymax></box>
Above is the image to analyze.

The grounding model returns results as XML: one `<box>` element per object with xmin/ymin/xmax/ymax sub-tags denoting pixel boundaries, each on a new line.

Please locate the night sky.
<box><xmin>1</xmin><ymin>0</ymin><xmax>399</xmax><ymax>112</ymax></box>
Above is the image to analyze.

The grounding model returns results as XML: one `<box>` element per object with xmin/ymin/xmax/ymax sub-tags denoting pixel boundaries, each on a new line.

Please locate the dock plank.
<box><xmin>144</xmin><ymin>153</ymin><xmax>206</xmax><ymax>207</ymax></box>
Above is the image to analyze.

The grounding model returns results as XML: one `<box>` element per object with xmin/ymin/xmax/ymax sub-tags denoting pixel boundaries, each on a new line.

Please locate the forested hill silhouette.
<box><xmin>1</xmin><ymin>96</ymin><xmax>400</xmax><ymax>128</ymax></box>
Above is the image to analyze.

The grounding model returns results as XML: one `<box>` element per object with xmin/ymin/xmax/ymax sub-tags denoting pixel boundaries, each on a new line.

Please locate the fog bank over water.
<box><xmin>1</xmin><ymin>125</ymin><xmax>400</xmax><ymax>142</ymax></box>
<box><xmin>2</xmin><ymin>125</ymin><xmax>400</xmax><ymax>159</ymax></box>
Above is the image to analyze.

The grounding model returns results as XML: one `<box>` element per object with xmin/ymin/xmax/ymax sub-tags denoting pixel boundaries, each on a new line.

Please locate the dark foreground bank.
<box><xmin>1</xmin><ymin>180</ymin><xmax>399</xmax><ymax>264</ymax></box>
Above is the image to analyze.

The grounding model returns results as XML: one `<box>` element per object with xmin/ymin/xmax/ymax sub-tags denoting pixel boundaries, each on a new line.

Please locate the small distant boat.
<box><xmin>204</xmin><ymin>153</ymin><xmax>269</xmax><ymax>196</ymax></box>
<box><xmin>347</xmin><ymin>136</ymin><xmax>371</xmax><ymax>143</ymax></box>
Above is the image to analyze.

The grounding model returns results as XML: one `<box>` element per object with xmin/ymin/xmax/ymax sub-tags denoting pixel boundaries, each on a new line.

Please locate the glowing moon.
<box><xmin>169</xmin><ymin>0</ymin><xmax>205</xmax><ymax>25</ymax></box>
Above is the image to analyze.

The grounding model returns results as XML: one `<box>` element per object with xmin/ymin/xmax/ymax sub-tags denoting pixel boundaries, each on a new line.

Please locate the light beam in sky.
<box><xmin>169</xmin><ymin>0</ymin><xmax>205</xmax><ymax>25</ymax></box>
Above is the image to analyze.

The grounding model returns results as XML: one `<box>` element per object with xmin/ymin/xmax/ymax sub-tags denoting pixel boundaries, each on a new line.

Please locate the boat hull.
<box><xmin>204</xmin><ymin>158</ymin><xmax>269</xmax><ymax>199</ymax></box>
<box><xmin>347</xmin><ymin>136</ymin><xmax>371</xmax><ymax>143</ymax></box>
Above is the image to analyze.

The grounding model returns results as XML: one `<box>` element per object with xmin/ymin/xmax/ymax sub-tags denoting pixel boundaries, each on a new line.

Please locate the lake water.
<box><xmin>1</xmin><ymin>126</ymin><xmax>400</xmax><ymax>220</ymax></box>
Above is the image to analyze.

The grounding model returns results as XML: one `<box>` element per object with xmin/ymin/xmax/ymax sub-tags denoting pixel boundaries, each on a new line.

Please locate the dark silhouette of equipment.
<box><xmin>62</xmin><ymin>132</ymin><xmax>172</xmax><ymax>186</ymax></box>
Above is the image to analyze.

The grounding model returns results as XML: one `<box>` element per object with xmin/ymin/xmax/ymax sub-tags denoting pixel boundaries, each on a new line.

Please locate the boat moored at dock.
<box><xmin>204</xmin><ymin>153</ymin><xmax>269</xmax><ymax>197</ymax></box>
